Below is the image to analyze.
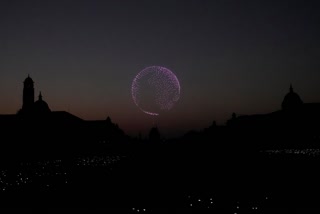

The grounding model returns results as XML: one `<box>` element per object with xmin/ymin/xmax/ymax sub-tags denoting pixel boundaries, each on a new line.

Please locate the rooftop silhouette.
<box><xmin>0</xmin><ymin>77</ymin><xmax>320</xmax><ymax>212</ymax></box>
<box><xmin>0</xmin><ymin>75</ymin><xmax>128</xmax><ymax>163</ymax></box>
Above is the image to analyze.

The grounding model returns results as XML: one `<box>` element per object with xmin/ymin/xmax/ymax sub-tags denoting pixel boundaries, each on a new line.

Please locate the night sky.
<box><xmin>0</xmin><ymin>0</ymin><xmax>319</xmax><ymax>137</ymax></box>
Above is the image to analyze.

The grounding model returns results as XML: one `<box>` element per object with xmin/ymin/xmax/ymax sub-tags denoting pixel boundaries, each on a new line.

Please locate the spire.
<box><xmin>290</xmin><ymin>84</ymin><xmax>293</xmax><ymax>93</ymax></box>
<box><xmin>39</xmin><ymin>91</ymin><xmax>42</xmax><ymax>101</ymax></box>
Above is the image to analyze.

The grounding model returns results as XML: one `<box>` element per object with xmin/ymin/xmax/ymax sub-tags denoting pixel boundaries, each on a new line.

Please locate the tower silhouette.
<box><xmin>22</xmin><ymin>75</ymin><xmax>35</xmax><ymax>111</ymax></box>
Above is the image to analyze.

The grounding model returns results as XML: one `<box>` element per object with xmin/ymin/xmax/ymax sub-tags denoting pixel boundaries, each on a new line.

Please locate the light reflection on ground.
<box><xmin>264</xmin><ymin>149</ymin><xmax>320</xmax><ymax>156</ymax></box>
<box><xmin>0</xmin><ymin>155</ymin><xmax>124</xmax><ymax>193</ymax></box>
<box><xmin>0</xmin><ymin>151</ymin><xmax>318</xmax><ymax>211</ymax></box>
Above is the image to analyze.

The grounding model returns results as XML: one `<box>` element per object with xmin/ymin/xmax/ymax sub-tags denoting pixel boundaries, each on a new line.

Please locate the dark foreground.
<box><xmin>0</xmin><ymin>143</ymin><xmax>320</xmax><ymax>213</ymax></box>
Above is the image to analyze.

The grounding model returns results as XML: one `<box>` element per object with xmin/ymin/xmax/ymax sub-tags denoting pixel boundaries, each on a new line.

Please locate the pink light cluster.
<box><xmin>131</xmin><ymin>66</ymin><xmax>181</xmax><ymax>116</ymax></box>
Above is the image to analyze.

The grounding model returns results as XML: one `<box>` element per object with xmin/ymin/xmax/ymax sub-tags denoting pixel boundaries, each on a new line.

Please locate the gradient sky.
<box><xmin>0</xmin><ymin>0</ymin><xmax>319</xmax><ymax>137</ymax></box>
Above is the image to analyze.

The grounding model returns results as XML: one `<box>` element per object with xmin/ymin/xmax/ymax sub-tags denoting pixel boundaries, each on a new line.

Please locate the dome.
<box><xmin>24</xmin><ymin>75</ymin><xmax>34</xmax><ymax>84</ymax></box>
<box><xmin>33</xmin><ymin>92</ymin><xmax>51</xmax><ymax>114</ymax></box>
<box><xmin>282</xmin><ymin>85</ymin><xmax>303</xmax><ymax>111</ymax></box>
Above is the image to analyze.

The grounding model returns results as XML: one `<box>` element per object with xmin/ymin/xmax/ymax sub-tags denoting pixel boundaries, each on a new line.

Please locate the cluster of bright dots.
<box><xmin>0</xmin><ymin>160</ymin><xmax>68</xmax><ymax>192</ymax></box>
<box><xmin>132</xmin><ymin>208</ymin><xmax>147</xmax><ymax>212</ymax></box>
<box><xmin>131</xmin><ymin>66</ymin><xmax>180</xmax><ymax>116</ymax></box>
<box><xmin>185</xmin><ymin>194</ymin><xmax>270</xmax><ymax>212</ymax></box>
<box><xmin>188</xmin><ymin>196</ymin><xmax>215</xmax><ymax>209</ymax></box>
<box><xmin>264</xmin><ymin>149</ymin><xmax>320</xmax><ymax>157</ymax></box>
<box><xmin>77</xmin><ymin>155</ymin><xmax>122</xmax><ymax>167</ymax></box>
<box><xmin>0</xmin><ymin>156</ymin><xmax>125</xmax><ymax>193</ymax></box>
<box><xmin>0</xmin><ymin>157</ymin><xmax>276</xmax><ymax>212</ymax></box>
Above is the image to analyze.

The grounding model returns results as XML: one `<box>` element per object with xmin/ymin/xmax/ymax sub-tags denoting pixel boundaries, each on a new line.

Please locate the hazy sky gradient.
<box><xmin>0</xmin><ymin>0</ymin><xmax>319</xmax><ymax>137</ymax></box>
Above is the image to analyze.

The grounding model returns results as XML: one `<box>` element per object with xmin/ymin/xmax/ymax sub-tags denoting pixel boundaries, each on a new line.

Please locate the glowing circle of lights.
<box><xmin>131</xmin><ymin>66</ymin><xmax>180</xmax><ymax>116</ymax></box>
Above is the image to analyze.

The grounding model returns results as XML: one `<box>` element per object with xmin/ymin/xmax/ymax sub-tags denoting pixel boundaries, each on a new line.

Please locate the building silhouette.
<box><xmin>22</xmin><ymin>75</ymin><xmax>35</xmax><ymax>111</ymax></box>
<box><xmin>0</xmin><ymin>75</ymin><xmax>126</xmax><ymax>163</ymax></box>
<box><xmin>227</xmin><ymin>85</ymin><xmax>320</xmax><ymax>149</ymax></box>
<box><xmin>18</xmin><ymin>75</ymin><xmax>54</xmax><ymax>116</ymax></box>
<box><xmin>0</xmin><ymin>76</ymin><xmax>319</xmax><ymax>163</ymax></box>
<box><xmin>281</xmin><ymin>84</ymin><xmax>303</xmax><ymax>111</ymax></box>
<box><xmin>149</xmin><ymin>126</ymin><xmax>161</xmax><ymax>142</ymax></box>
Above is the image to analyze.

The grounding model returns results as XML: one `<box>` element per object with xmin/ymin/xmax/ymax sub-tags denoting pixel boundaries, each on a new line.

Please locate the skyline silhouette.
<box><xmin>0</xmin><ymin>1</ymin><xmax>320</xmax><ymax>211</ymax></box>
<box><xmin>0</xmin><ymin>77</ymin><xmax>319</xmax><ymax>211</ymax></box>
<box><xmin>0</xmin><ymin>74</ymin><xmax>319</xmax><ymax>148</ymax></box>
<box><xmin>1</xmin><ymin>0</ymin><xmax>320</xmax><ymax>137</ymax></box>
<box><xmin>1</xmin><ymin>75</ymin><xmax>319</xmax><ymax>140</ymax></box>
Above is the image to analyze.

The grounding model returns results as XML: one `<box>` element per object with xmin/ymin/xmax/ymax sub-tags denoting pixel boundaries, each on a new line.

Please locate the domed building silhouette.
<box><xmin>226</xmin><ymin>84</ymin><xmax>320</xmax><ymax>149</ymax></box>
<box><xmin>0</xmin><ymin>75</ymin><xmax>127</xmax><ymax>162</ymax></box>
<box><xmin>33</xmin><ymin>92</ymin><xmax>51</xmax><ymax>114</ymax></box>
<box><xmin>18</xmin><ymin>75</ymin><xmax>51</xmax><ymax>116</ymax></box>
<box><xmin>282</xmin><ymin>84</ymin><xmax>303</xmax><ymax>111</ymax></box>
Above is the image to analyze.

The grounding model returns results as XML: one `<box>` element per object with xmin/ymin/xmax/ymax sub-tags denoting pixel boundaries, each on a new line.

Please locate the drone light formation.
<box><xmin>131</xmin><ymin>66</ymin><xmax>181</xmax><ymax>116</ymax></box>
